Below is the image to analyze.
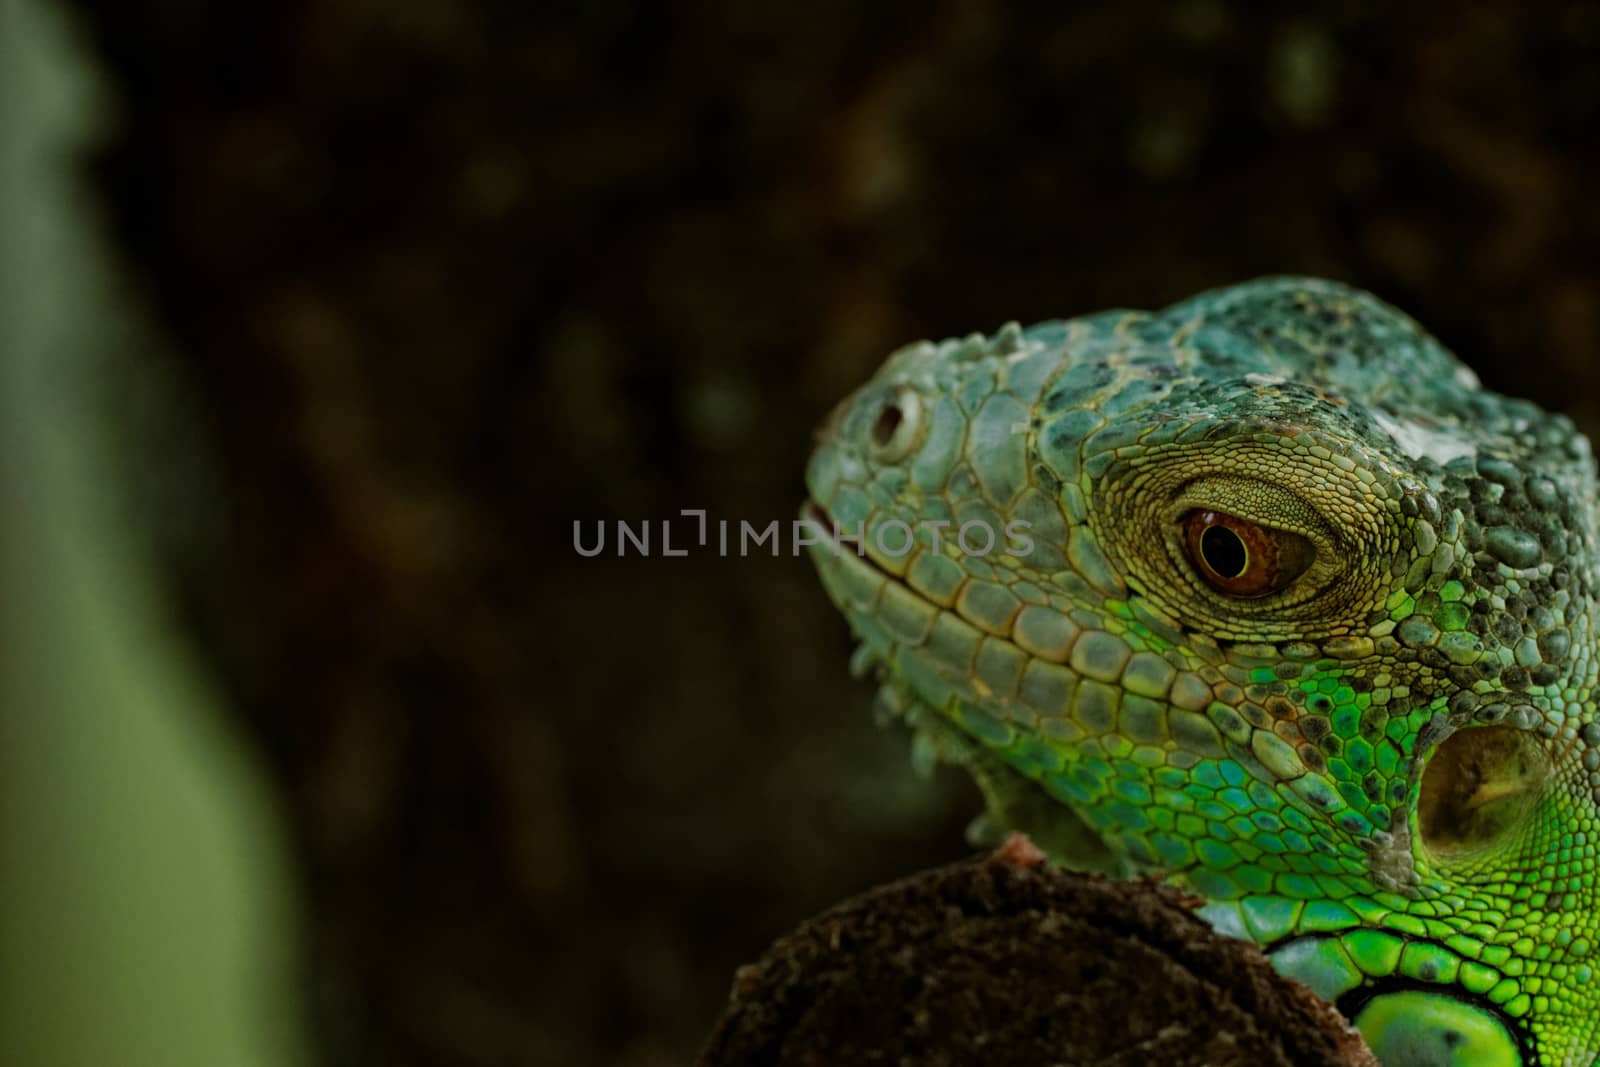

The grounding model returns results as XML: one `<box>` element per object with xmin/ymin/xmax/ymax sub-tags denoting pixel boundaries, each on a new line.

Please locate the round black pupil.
<box><xmin>1200</xmin><ymin>524</ymin><xmax>1247</xmax><ymax>578</ymax></box>
<box><xmin>871</xmin><ymin>404</ymin><xmax>903</xmax><ymax>447</ymax></box>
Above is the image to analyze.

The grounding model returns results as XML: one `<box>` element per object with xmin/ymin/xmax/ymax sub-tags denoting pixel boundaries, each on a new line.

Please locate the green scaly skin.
<box><xmin>802</xmin><ymin>277</ymin><xmax>1600</xmax><ymax>1066</ymax></box>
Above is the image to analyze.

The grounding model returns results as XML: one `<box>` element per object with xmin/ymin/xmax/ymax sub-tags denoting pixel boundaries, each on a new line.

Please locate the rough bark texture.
<box><xmin>62</xmin><ymin>2</ymin><xmax>1600</xmax><ymax>1064</ymax></box>
<box><xmin>701</xmin><ymin>838</ymin><xmax>1378</xmax><ymax>1067</ymax></box>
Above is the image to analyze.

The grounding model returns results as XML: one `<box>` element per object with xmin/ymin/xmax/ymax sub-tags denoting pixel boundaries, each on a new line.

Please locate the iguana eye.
<box><xmin>1182</xmin><ymin>510</ymin><xmax>1313</xmax><ymax>597</ymax></box>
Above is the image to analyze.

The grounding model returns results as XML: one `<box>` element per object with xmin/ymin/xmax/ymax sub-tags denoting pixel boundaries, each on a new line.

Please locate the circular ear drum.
<box><xmin>1417</xmin><ymin>725</ymin><xmax>1550</xmax><ymax>860</ymax></box>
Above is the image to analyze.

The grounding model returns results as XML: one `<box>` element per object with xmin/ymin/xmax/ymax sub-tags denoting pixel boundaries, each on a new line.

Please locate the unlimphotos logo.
<box><xmin>572</xmin><ymin>510</ymin><xmax>1034</xmax><ymax>559</ymax></box>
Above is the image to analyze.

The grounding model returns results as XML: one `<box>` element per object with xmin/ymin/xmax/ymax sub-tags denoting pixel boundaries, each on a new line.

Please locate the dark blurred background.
<box><xmin>15</xmin><ymin>1</ymin><xmax>1600</xmax><ymax>1064</ymax></box>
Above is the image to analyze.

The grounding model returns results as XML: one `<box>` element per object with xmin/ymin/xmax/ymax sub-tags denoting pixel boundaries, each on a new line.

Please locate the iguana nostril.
<box><xmin>866</xmin><ymin>386</ymin><xmax>922</xmax><ymax>461</ymax></box>
<box><xmin>871</xmin><ymin>404</ymin><xmax>902</xmax><ymax>447</ymax></box>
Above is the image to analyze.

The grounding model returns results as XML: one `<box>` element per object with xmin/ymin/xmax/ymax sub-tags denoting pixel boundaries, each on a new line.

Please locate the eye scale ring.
<box><xmin>1182</xmin><ymin>509</ymin><xmax>1314</xmax><ymax>598</ymax></box>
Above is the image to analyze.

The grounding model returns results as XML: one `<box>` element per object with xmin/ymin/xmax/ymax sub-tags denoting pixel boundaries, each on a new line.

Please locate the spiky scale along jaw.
<box><xmin>804</xmin><ymin>277</ymin><xmax>1600</xmax><ymax>1066</ymax></box>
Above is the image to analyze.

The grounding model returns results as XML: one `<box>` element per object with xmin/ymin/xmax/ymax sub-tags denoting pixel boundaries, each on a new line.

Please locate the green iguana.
<box><xmin>803</xmin><ymin>277</ymin><xmax>1600</xmax><ymax>1065</ymax></box>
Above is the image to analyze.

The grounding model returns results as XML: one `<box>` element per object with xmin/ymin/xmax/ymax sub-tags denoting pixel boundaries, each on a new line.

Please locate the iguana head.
<box><xmin>803</xmin><ymin>277</ymin><xmax>1600</xmax><ymax>1065</ymax></box>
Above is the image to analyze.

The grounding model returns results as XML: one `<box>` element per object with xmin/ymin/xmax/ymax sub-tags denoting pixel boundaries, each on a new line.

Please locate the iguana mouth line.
<box><xmin>799</xmin><ymin>497</ymin><xmax>994</xmax><ymax>635</ymax></box>
<box><xmin>800</xmin><ymin>498</ymin><xmax>930</xmax><ymax>609</ymax></box>
<box><xmin>799</xmin><ymin>498</ymin><xmax>833</xmax><ymax>531</ymax></box>
<box><xmin>798</xmin><ymin>499</ymin><xmax>916</xmax><ymax>587</ymax></box>
<box><xmin>802</xmin><ymin>499</ymin><xmax>1100</xmax><ymax>678</ymax></box>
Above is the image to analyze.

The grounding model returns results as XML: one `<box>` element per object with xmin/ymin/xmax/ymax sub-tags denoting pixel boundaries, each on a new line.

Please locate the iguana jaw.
<box><xmin>803</xmin><ymin>497</ymin><xmax>1132</xmax><ymax>870</ymax></box>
